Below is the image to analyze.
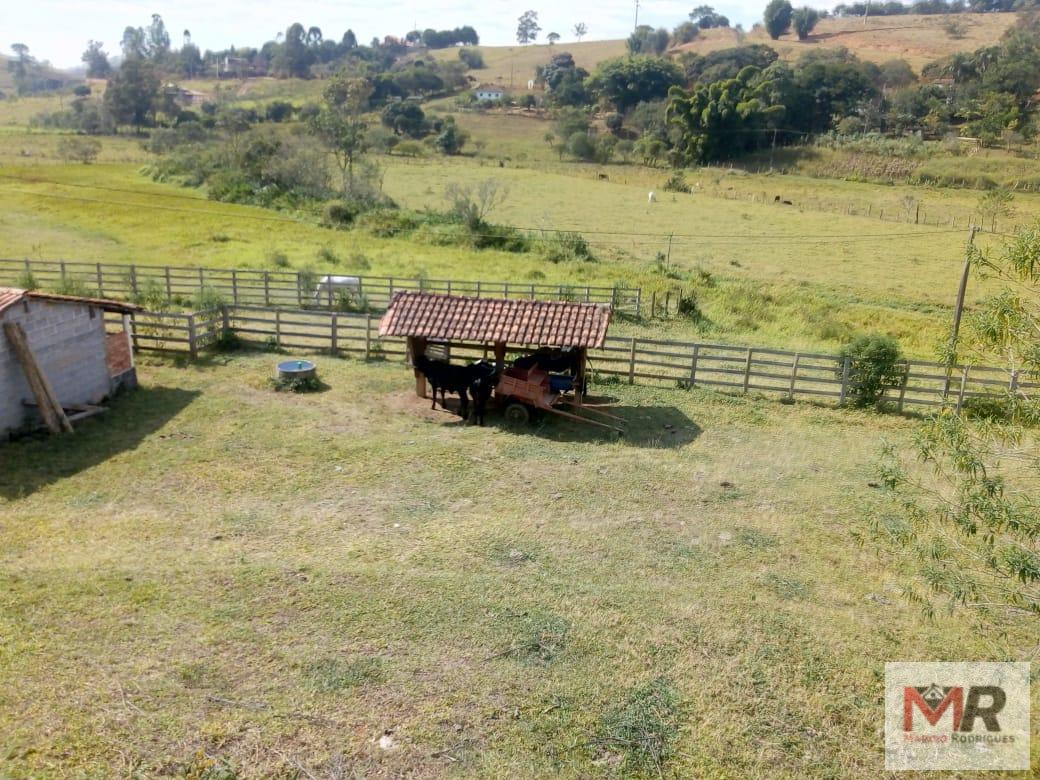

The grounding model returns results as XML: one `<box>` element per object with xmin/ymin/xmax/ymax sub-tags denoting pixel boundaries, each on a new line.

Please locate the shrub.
<box><xmin>566</xmin><ymin>131</ymin><xmax>595</xmax><ymax>161</ymax></box>
<box><xmin>316</xmin><ymin>245</ymin><xmax>340</xmax><ymax>265</ymax></box>
<box><xmin>322</xmin><ymin>199</ymin><xmax>362</xmax><ymax>227</ymax></box>
<box><xmin>57</xmin><ymin>136</ymin><xmax>102</xmax><ymax>164</ymax></box>
<box><xmin>539</xmin><ymin>231</ymin><xmax>594</xmax><ymax>263</ymax></box>
<box><xmin>15</xmin><ymin>270</ymin><xmax>39</xmax><ymax>290</ymax></box>
<box><xmin>458</xmin><ymin>48</ymin><xmax>485</xmax><ymax>69</ymax></box>
<box><xmin>52</xmin><ymin>275</ymin><xmax>94</xmax><ymax>297</ymax></box>
<box><xmin>267</xmin><ymin>250</ymin><xmax>290</xmax><ymax>268</ymax></box>
<box><xmin>837</xmin><ymin>333</ymin><xmax>904</xmax><ymax>408</ymax></box>
<box><xmin>192</xmin><ymin>286</ymin><xmax>226</xmax><ymax>311</ymax></box>
<box><xmin>662</xmin><ymin>171</ymin><xmax>691</xmax><ymax>193</ymax></box>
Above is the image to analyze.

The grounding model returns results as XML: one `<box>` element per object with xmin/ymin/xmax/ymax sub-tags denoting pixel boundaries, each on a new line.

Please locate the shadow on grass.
<box><xmin>430</xmin><ymin>397</ymin><xmax>701</xmax><ymax>448</ymax></box>
<box><xmin>0</xmin><ymin>386</ymin><xmax>200</xmax><ymax>500</ymax></box>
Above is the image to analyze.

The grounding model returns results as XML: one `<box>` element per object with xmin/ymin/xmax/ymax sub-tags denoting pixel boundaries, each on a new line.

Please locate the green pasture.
<box><xmin>2</xmin><ymin>354</ymin><xmax>1035</xmax><ymax>777</ymax></box>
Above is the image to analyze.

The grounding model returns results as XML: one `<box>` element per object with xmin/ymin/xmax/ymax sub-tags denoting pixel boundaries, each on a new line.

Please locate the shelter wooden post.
<box><xmin>409</xmin><ymin>336</ymin><xmax>428</xmax><ymax>398</ymax></box>
<box><xmin>494</xmin><ymin>342</ymin><xmax>507</xmax><ymax>374</ymax></box>
<box><xmin>575</xmin><ymin>348</ymin><xmax>587</xmax><ymax>406</ymax></box>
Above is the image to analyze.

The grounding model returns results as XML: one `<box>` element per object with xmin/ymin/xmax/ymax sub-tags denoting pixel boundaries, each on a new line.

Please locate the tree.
<box><xmin>147</xmin><ymin>14</ymin><xmax>171</xmax><ymax>61</ymax></box>
<box><xmin>878</xmin><ymin>226</ymin><xmax>1040</xmax><ymax>618</ymax></box>
<box><xmin>120</xmin><ymin>26</ymin><xmax>148</xmax><ymax>59</ymax></box>
<box><xmin>673</xmin><ymin>21</ymin><xmax>701</xmax><ymax>44</ymax></box>
<box><xmin>177</xmin><ymin>43</ymin><xmax>203</xmax><ymax>78</ymax></box>
<box><xmin>667</xmin><ymin>65</ymin><xmax>786</xmax><ymax>162</ymax></box>
<box><xmin>690</xmin><ymin>6</ymin><xmax>730</xmax><ymax>27</ymax></box>
<box><xmin>547</xmin><ymin>32</ymin><xmax>561</xmax><ymax>45</ymax></box>
<box><xmin>574</xmin><ymin>22</ymin><xmax>588</xmax><ymax>41</ymax></box>
<box><xmin>381</xmin><ymin>101</ymin><xmax>427</xmax><ymax>137</ymax></box>
<box><xmin>763</xmin><ymin>0</ymin><xmax>794</xmax><ymax>39</ymax></box>
<box><xmin>309</xmin><ymin>76</ymin><xmax>373</xmax><ymax>193</ymax></box>
<box><xmin>791</xmin><ymin>7</ymin><xmax>820</xmax><ymax>40</ymax></box>
<box><xmin>436</xmin><ymin>117</ymin><xmax>469</xmax><ymax>155</ymax></box>
<box><xmin>273</xmin><ymin>23</ymin><xmax>315</xmax><ymax>78</ymax></box>
<box><xmin>587</xmin><ymin>55</ymin><xmax>685</xmax><ymax>112</ymax></box>
<box><xmin>104</xmin><ymin>56</ymin><xmax>160</xmax><ymax>131</ymax></box>
<box><xmin>8</xmin><ymin>44</ymin><xmax>37</xmax><ymax>95</ymax></box>
<box><xmin>627</xmin><ymin>26</ymin><xmax>671</xmax><ymax>56</ymax></box>
<box><xmin>517</xmin><ymin>10</ymin><xmax>541</xmax><ymax>45</ymax></box>
<box><xmin>81</xmin><ymin>41</ymin><xmax>111</xmax><ymax>78</ymax></box>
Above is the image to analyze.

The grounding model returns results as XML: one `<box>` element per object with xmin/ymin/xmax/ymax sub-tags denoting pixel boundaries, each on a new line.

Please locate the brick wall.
<box><xmin>0</xmin><ymin>299</ymin><xmax>112</xmax><ymax>432</ymax></box>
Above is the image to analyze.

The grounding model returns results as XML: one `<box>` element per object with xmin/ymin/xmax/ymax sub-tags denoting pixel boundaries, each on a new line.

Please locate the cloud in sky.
<box><xmin>8</xmin><ymin>0</ymin><xmax>839</xmax><ymax>68</ymax></box>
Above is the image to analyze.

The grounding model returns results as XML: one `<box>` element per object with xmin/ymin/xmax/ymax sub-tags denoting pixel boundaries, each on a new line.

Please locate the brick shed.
<box><xmin>0</xmin><ymin>287</ymin><xmax>140</xmax><ymax>434</ymax></box>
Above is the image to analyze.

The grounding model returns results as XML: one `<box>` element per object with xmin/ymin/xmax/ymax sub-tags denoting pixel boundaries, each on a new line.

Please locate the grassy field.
<box><xmin>1</xmin><ymin>353</ymin><xmax>1035</xmax><ymax>777</ymax></box>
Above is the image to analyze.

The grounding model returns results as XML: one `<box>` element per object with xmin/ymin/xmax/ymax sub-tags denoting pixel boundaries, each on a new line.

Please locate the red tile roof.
<box><xmin>0</xmin><ymin>287</ymin><xmax>24</xmax><ymax>315</ymax></box>
<box><xmin>379</xmin><ymin>291</ymin><xmax>612</xmax><ymax>348</ymax></box>
<box><xmin>0</xmin><ymin>287</ymin><xmax>141</xmax><ymax>316</ymax></box>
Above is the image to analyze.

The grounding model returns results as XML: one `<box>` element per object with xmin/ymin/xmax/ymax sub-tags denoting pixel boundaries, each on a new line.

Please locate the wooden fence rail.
<box><xmin>1</xmin><ymin>258</ymin><xmax>643</xmax><ymax>316</ymax></box>
<box><xmin>106</xmin><ymin>305</ymin><xmax>1036</xmax><ymax>414</ymax></box>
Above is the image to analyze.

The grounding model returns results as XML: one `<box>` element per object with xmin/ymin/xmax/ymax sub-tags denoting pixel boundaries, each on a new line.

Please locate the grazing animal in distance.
<box><xmin>648</xmin><ymin>191</ymin><xmax>657</xmax><ymax>204</ymax></box>
<box><xmin>312</xmin><ymin>275</ymin><xmax>360</xmax><ymax>304</ymax></box>
<box><xmin>598</xmin><ymin>173</ymin><xmax>609</xmax><ymax>181</ymax></box>
<box><xmin>774</xmin><ymin>195</ymin><xmax>781</xmax><ymax>203</ymax></box>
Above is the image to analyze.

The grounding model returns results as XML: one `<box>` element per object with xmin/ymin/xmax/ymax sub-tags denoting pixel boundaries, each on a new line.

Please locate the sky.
<box><xmin>7</xmin><ymin>0</ymin><xmax>838</xmax><ymax>69</ymax></box>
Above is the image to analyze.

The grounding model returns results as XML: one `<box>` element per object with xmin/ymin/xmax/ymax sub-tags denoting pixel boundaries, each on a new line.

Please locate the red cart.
<box><xmin>496</xmin><ymin>366</ymin><xmax>625</xmax><ymax>433</ymax></box>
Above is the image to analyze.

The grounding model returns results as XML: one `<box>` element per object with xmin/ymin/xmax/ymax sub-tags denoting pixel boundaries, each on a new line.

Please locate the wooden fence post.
<box><xmin>165</xmin><ymin>266</ymin><xmax>172</xmax><ymax>300</ymax></box>
<box><xmin>650</xmin><ymin>290</ymin><xmax>657</xmax><ymax>319</ymax></box>
<box><xmin>1009</xmin><ymin>370</ymin><xmax>1020</xmax><ymax>396</ymax></box>
<box><xmin>187</xmin><ymin>314</ymin><xmax>198</xmax><ymax>361</ymax></box>
<box><xmin>364</xmin><ymin>314</ymin><xmax>372</xmax><ymax>359</ymax></box>
<box><xmin>956</xmin><ymin>366</ymin><xmax>970</xmax><ymax>411</ymax></box>
<box><xmin>96</xmin><ymin>263</ymin><xmax>105</xmax><ymax>297</ymax></box>
<box><xmin>688</xmin><ymin>345</ymin><xmax>700</xmax><ymax>387</ymax></box>
<box><xmin>330</xmin><ymin>313</ymin><xmax>338</xmax><ymax>356</ymax></box>
<box><xmin>839</xmin><ymin>355</ymin><xmax>852</xmax><ymax>405</ymax></box>
<box><xmin>275</xmin><ymin>310</ymin><xmax>281</xmax><ymax>348</ymax></box>
<box><xmin>788</xmin><ymin>353</ymin><xmax>800</xmax><ymax>399</ymax></box>
<box><xmin>232</xmin><ymin>270</ymin><xmax>239</xmax><ymax>305</ymax></box>
<box><xmin>296</xmin><ymin>272</ymin><xmax>303</xmax><ymax>308</ymax></box>
<box><xmin>634</xmin><ymin>288</ymin><xmax>642</xmax><ymax>317</ymax></box>
<box><xmin>742</xmin><ymin>348</ymin><xmax>753</xmax><ymax>393</ymax></box>
<box><xmin>628</xmin><ymin>338</ymin><xmax>638</xmax><ymax>384</ymax></box>
<box><xmin>264</xmin><ymin>271</ymin><xmax>271</xmax><ymax>306</ymax></box>
<box><xmin>130</xmin><ymin>265</ymin><xmax>139</xmax><ymax>297</ymax></box>
<box><xmin>897</xmin><ymin>361</ymin><xmax>910</xmax><ymax>414</ymax></box>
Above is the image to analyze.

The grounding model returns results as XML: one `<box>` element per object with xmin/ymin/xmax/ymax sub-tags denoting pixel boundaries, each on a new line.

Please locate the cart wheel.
<box><xmin>504</xmin><ymin>402</ymin><xmax>531</xmax><ymax>425</ymax></box>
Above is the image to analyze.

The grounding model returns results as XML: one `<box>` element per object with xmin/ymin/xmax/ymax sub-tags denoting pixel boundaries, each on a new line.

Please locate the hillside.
<box><xmin>430</xmin><ymin>38</ymin><xmax>626</xmax><ymax>92</ymax></box>
<box><xmin>437</xmin><ymin>12</ymin><xmax>1017</xmax><ymax>90</ymax></box>
<box><xmin>676</xmin><ymin>12</ymin><xmax>1018</xmax><ymax>70</ymax></box>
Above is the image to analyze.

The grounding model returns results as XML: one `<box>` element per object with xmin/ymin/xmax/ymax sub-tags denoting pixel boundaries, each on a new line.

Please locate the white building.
<box><xmin>473</xmin><ymin>84</ymin><xmax>505</xmax><ymax>101</ymax></box>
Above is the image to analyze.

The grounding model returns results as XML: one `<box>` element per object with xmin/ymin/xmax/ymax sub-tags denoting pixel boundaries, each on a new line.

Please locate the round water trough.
<box><xmin>276</xmin><ymin>359</ymin><xmax>317</xmax><ymax>381</ymax></box>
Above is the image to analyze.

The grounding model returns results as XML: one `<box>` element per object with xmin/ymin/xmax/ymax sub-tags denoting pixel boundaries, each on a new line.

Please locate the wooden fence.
<box><xmin>109</xmin><ymin>305</ymin><xmax>1035</xmax><ymax>413</ymax></box>
<box><xmin>1</xmin><ymin>258</ymin><xmax>642</xmax><ymax>316</ymax></box>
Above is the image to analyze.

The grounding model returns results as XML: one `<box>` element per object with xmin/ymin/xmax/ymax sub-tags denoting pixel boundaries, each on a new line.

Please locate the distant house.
<box><xmin>0</xmin><ymin>288</ymin><xmax>140</xmax><ymax>434</ymax></box>
<box><xmin>473</xmin><ymin>84</ymin><xmax>505</xmax><ymax>101</ymax></box>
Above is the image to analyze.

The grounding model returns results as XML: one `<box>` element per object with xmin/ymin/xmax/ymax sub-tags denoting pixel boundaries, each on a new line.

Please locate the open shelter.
<box><xmin>378</xmin><ymin>291</ymin><xmax>612</xmax><ymax>405</ymax></box>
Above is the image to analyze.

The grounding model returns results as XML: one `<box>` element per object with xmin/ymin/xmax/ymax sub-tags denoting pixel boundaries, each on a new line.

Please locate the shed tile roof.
<box><xmin>379</xmin><ymin>291</ymin><xmax>612</xmax><ymax>348</ymax></box>
<box><xmin>0</xmin><ymin>287</ymin><xmax>142</xmax><ymax>316</ymax></box>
